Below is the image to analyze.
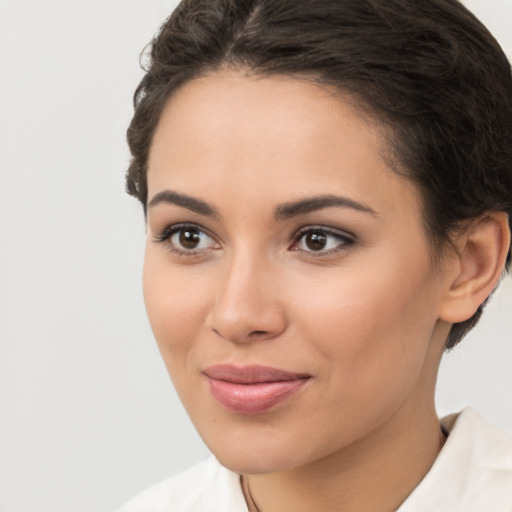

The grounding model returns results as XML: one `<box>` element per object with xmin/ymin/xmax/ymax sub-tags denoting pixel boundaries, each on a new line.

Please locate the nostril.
<box><xmin>212</xmin><ymin>327</ymin><xmax>271</xmax><ymax>342</ymax></box>
<box><xmin>249</xmin><ymin>330</ymin><xmax>268</xmax><ymax>337</ymax></box>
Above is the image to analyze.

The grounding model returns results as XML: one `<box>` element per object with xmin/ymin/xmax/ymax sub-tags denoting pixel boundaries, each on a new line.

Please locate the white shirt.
<box><xmin>119</xmin><ymin>408</ymin><xmax>512</xmax><ymax>511</ymax></box>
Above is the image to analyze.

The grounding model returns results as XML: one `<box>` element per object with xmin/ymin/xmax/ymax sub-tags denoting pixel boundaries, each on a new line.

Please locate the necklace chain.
<box><xmin>241</xmin><ymin>475</ymin><xmax>260</xmax><ymax>512</ymax></box>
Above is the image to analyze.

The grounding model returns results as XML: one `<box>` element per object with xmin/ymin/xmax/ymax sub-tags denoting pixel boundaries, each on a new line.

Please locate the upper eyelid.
<box><xmin>153</xmin><ymin>222</ymin><xmax>215</xmax><ymax>241</ymax></box>
<box><xmin>294</xmin><ymin>225</ymin><xmax>356</xmax><ymax>240</ymax></box>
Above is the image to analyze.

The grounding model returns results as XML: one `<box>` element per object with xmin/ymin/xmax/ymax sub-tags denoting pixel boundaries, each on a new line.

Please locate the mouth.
<box><xmin>202</xmin><ymin>364</ymin><xmax>311</xmax><ymax>415</ymax></box>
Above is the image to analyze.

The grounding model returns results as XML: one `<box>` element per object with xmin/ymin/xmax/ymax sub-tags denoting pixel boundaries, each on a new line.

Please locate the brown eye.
<box><xmin>179</xmin><ymin>228</ymin><xmax>202</xmax><ymax>249</ymax></box>
<box><xmin>160</xmin><ymin>225</ymin><xmax>218</xmax><ymax>254</ymax></box>
<box><xmin>304</xmin><ymin>231</ymin><xmax>327</xmax><ymax>251</ymax></box>
<box><xmin>294</xmin><ymin>228</ymin><xmax>354</xmax><ymax>255</ymax></box>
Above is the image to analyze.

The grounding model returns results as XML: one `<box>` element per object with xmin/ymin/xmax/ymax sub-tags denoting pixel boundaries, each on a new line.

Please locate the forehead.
<box><xmin>147</xmin><ymin>71</ymin><xmax>421</xmax><ymax>222</ymax></box>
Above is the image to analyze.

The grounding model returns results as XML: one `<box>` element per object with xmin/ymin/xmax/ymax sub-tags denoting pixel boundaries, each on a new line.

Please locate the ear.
<box><xmin>439</xmin><ymin>212</ymin><xmax>511</xmax><ymax>324</ymax></box>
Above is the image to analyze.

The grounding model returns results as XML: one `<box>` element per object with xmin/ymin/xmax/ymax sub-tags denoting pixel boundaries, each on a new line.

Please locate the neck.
<box><xmin>244</xmin><ymin>399</ymin><xmax>446</xmax><ymax>512</ymax></box>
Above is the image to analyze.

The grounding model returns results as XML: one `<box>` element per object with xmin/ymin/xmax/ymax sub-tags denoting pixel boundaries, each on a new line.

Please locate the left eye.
<box><xmin>154</xmin><ymin>224</ymin><xmax>218</xmax><ymax>254</ymax></box>
<box><xmin>170</xmin><ymin>227</ymin><xmax>217</xmax><ymax>252</ymax></box>
<box><xmin>293</xmin><ymin>229</ymin><xmax>353</xmax><ymax>254</ymax></box>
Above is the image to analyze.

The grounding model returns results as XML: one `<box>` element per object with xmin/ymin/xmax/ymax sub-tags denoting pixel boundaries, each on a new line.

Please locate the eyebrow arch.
<box><xmin>148</xmin><ymin>190</ymin><xmax>221</xmax><ymax>219</ymax></box>
<box><xmin>274</xmin><ymin>194</ymin><xmax>377</xmax><ymax>221</ymax></box>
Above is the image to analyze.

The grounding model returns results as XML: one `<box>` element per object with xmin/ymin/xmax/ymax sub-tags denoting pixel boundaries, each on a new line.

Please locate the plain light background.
<box><xmin>0</xmin><ymin>1</ymin><xmax>511</xmax><ymax>510</ymax></box>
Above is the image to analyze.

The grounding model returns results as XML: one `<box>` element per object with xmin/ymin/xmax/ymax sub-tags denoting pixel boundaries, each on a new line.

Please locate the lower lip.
<box><xmin>207</xmin><ymin>378</ymin><xmax>309</xmax><ymax>414</ymax></box>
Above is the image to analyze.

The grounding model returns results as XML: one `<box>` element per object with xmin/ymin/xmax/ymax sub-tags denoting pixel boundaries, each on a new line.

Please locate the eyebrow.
<box><xmin>274</xmin><ymin>194</ymin><xmax>377</xmax><ymax>220</ymax></box>
<box><xmin>147</xmin><ymin>190</ymin><xmax>377</xmax><ymax>221</ymax></box>
<box><xmin>148</xmin><ymin>190</ymin><xmax>221</xmax><ymax>219</ymax></box>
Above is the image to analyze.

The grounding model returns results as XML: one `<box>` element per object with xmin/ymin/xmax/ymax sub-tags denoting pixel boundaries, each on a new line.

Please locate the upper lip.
<box><xmin>203</xmin><ymin>364</ymin><xmax>310</xmax><ymax>384</ymax></box>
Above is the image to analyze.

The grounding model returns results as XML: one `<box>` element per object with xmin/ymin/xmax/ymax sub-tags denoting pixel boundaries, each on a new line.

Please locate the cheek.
<box><xmin>281</xmin><ymin>274</ymin><xmax>437</xmax><ymax>450</ymax></box>
<box><xmin>292</xmin><ymin>259</ymin><xmax>439</xmax><ymax>393</ymax></box>
<box><xmin>142</xmin><ymin>251</ymin><xmax>212</xmax><ymax>362</ymax></box>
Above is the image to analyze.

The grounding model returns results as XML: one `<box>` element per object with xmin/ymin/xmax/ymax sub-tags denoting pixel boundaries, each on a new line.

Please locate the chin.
<box><xmin>213</xmin><ymin>445</ymin><xmax>305</xmax><ymax>475</ymax></box>
<box><xmin>195</xmin><ymin>417</ymin><xmax>323</xmax><ymax>475</ymax></box>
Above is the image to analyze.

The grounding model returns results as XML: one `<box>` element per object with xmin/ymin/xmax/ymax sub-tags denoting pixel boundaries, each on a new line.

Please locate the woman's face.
<box><xmin>144</xmin><ymin>72</ymin><xmax>455</xmax><ymax>474</ymax></box>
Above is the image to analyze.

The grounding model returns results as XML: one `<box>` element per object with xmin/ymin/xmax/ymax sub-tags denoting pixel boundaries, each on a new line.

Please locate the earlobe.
<box><xmin>439</xmin><ymin>212</ymin><xmax>511</xmax><ymax>324</ymax></box>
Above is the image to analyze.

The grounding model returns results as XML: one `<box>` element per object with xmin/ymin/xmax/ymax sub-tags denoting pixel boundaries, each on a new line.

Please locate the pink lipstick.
<box><xmin>203</xmin><ymin>365</ymin><xmax>310</xmax><ymax>414</ymax></box>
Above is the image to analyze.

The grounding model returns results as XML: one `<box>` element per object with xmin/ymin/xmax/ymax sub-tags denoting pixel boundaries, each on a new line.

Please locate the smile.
<box><xmin>203</xmin><ymin>365</ymin><xmax>311</xmax><ymax>415</ymax></box>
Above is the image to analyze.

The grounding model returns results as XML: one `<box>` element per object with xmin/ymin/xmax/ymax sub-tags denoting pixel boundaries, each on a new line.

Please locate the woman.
<box><xmin>119</xmin><ymin>0</ymin><xmax>512</xmax><ymax>510</ymax></box>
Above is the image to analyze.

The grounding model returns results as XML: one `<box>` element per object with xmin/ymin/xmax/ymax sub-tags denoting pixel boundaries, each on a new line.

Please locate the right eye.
<box><xmin>154</xmin><ymin>224</ymin><xmax>219</xmax><ymax>255</ymax></box>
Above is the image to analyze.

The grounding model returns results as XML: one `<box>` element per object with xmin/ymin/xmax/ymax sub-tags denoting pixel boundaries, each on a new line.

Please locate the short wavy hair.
<box><xmin>126</xmin><ymin>0</ymin><xmax>512</xmax><ymax>349</ymax></box>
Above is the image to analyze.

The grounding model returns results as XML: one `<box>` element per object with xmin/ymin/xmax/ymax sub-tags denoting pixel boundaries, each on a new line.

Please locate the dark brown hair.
<box><xmin>126</xmin><ymin>0</ymin><xmax>512</xmax><ymax>349</ymax></box>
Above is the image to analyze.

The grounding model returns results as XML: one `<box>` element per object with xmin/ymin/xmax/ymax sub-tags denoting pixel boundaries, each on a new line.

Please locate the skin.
<box><xmin>142</xmin><ymin>71</ymin><xmax>507</xmax><ymax>512</ymax></box>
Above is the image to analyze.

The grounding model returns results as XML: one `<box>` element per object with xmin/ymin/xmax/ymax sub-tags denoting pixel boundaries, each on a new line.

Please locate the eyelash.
<box><xmin>291</xmin><ymin>226</ymin><xmax>356</xmax><ymax>257</ymax></box>
<box><xmin>153</xmin><ymin>223</ymin><xmax>356</xmax><ymax>258</ymax></box>
<box><xmin>153</xmin><ymin>223</ymin><xmax>218</xmax><ymax>256</ymax></box>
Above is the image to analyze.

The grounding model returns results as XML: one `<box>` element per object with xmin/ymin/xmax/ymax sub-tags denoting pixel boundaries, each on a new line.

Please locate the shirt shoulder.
<box><xmin>118</xmin><ymin>455</ymin><xmax>248</xmax><ymax>512</ymax></box>
<box><xmin>399</xmin><ymin>407</ymin><xmax>512</xmax><ymax>512</ymax></box>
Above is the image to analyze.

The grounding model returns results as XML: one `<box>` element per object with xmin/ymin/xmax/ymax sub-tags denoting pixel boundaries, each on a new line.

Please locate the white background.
<box><xmin>0</xmin><ymin>1</ymin><xmax>511</xmax><ymax>510</ymax></box>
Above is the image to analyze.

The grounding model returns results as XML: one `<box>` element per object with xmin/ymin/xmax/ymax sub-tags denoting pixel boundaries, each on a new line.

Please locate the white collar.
<box><xmin>398</xmin><ymin>407</ymin><xmax>512</xmax><ymax>512</ymax></box>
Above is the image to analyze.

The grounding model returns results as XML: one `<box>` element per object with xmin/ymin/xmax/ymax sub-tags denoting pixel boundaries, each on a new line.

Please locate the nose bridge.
<box><xmin>208</xmin><ymin>243</ymin><xmax>286</xmax><ymax>343</ymax></box>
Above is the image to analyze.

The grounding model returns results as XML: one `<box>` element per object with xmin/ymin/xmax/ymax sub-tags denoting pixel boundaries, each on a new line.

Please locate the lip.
<box><xmin>203</xmin><ymin>364</ymin><xmax>311</xmax><ymax>415</ymax></box>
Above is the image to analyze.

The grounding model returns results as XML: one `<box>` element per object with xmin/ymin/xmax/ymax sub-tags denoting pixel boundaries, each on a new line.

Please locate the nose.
<box><xmin>205</xmin><ymin>250</ymin><xmax>287</xmax><ymax>344</ymax></box>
